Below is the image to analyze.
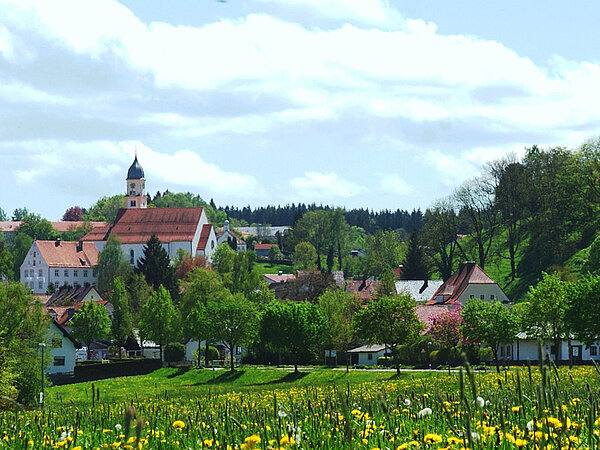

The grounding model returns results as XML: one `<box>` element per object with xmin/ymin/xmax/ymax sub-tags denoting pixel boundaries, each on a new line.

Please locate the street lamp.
<box><xmin>38</xmin><ymin>342</ymin><xmax>46</xmax><ymax>410</ymax></box>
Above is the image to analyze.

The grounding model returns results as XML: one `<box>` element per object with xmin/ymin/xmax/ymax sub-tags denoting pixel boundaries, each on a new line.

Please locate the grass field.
<box><xmin>5</xmin><ymin>364</ymin><xmax>600</xmax><ymax>448</ymax></box>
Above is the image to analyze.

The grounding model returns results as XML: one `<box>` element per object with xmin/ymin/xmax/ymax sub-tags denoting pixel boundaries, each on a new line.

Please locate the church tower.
<box><xmin>125</xmin><ymin>153</ymin><xmax>147</xmax><ymax>209</ymax></box>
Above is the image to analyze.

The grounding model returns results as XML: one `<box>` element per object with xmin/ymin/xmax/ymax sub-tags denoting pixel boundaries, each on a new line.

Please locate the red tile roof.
<box><xmin>346</xmin><ymin>280</ymin><xmax>381</xmax><ymax>304</ymax></box>
<box><xmin>197</xmin><ymin>224</ymin><xmax>213</xmax><ymax>251</ymax></box>
<box><xmin>1</xmin><ymin>221</ymin><xmax>108</xmax><ymax>233</ymax></box>
<box><xmin>83</xmin><ymin>208</ymin><xmax>204</xmax><ymax>244</ymax></box>
<box><xmin>254</xmin><ymin>243</ymin><xmax>278</xmax><ymax>250</ymax></box>
<box><xmin>263</xmin><ymin>273</ymin><xmax>296</xmax><ymax>283</ymax></box>
<box><xmin>36</xmin><ymin>240</ymin><xmax>99</xmax><ymax>268</ymax></box>
<box><xmin>425</xmin><ymin>262</ymin><xmax>496</xmax><ymax>305</ymax></box>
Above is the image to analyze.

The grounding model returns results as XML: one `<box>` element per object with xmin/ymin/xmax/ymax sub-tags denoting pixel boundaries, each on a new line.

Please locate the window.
<box><xmin>469</xmin><ymin>294</ymin><xmax>475</xmax><ymax>299</ymax></box>
<box><xmin>38</xmin><ymin>281</ymin><xmax>43</xmax><ymax>289</ymax></box>
<box><xmin>211</xmin><ymin>240</ymin><xmax>215</xmax><ymax>249</ymax></box>
<box><xmin>83</xmin><ymin>270</ymin><xmax>88</xmax><ymax>277</ymax></box>
<box><xmin>55</xmin><ymin>269</ymin><xmax>59</xmax><ymax>277</ymax></box>
<box><xmin>38</xmin><ymin>269</ymin><xmax>43</xmax><ymax>277</ymax></box>
<box><xmin>490</xmin><ymin>294</ymin><xmax>495</xmax><ymax>300</ymax></box>
<box><xmin>33</xmin><ymin>260</ymin><xmax>36</xmax><ymax>266</ymax></box>
<box><xmin>130</xmin><ymin>200</ymin><xmax>136</xmax><ymax>207</ymax></box>
<box><xmin>33</xmin><ymin>251</ymin><xmax>36</xmax><ymax>257</ymax></box>
<box><xmin>24</xmin><ymin>270</ymin><xmax>28</xmax><ymax>277</ymax></box>
<box><xmin>53</xmin><ymin>356</ymin><xmax>65</xmax><ymax>366</ymax></box>
<box><xmin>480</xmin><ymin>294</ymin><xmax>485</xmax><ymax>300</ymax></box>
<box><xmin>64</xmin><ymin>269</ymin><xmax>69</xmax><ymax>277</ymax></box>
<box><xmin>590</xmin><ymin>346</ymin><xmax>597</xmax><ymax>356</ymax></box>
<box><xmin>130</xmin><ymin>249</ymin><xmax>135</xmax><ymax>265</ymax></box>
<box><xmin>73</xmin><ymin>270</ymin><xmax>78</xmax><ymax>277</ymax></box>
<box><xmin>550</xmin><ymin>345</ymin><xmax>557</xmax><ymax>355</ymax></box>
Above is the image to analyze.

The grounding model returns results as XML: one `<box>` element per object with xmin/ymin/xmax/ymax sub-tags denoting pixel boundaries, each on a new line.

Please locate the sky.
<box><xmin>1</xmin><ymin>0</ymin><xmax>599</xmax><ymax>221</ymax></box>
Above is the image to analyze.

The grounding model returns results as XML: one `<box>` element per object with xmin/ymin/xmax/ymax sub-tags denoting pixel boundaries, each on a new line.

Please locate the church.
<box><xmin>82</xmin><ymin>154</ymin><xmax>218</xmax><ymax>264</ymax></box>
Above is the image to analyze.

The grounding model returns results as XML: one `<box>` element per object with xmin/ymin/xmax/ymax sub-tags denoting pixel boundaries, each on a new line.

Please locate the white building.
<box><xmin>216</xmin><ymin>220</ymin><xmax>247</xmax><ymax>252</ymax></box>
<box><xmin>348</xmin><ymin>344</ymin><xmax>388</xmax><ymax>366</ymax></box>
<box><xmin>47</xmin><ymin>320</ymin><xmax>78</xmax><ymax>375</ymax></box>
<box><xmin>20</xmin><ymin>239</ymin><xmax>98</xmax><ymax>294</ymax></box>
<box><xmin>426</xmin><ymin>261</ymin><xmax>510</xmax><ymax>305</ymax></box>
<box><xmin>396</xmin><ymin>279</ymin><xmax>444</xmax><ymax>303</ymax></box>
<box><xmin>82</xmin><ymin>155</ymin><xmax>218</xmax><ymax>262</ymax></box>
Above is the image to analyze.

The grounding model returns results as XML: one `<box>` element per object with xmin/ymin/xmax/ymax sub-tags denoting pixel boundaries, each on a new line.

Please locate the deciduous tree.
<box><xmin>317</xmin><ymin>289</ymin><xmax>361</xmax><ymax>372</ymax></box>
<box><xmin>461</xmin><ymin>299</ymin><xmax>519</xmax><ymax>370</ymax></box>
<box><xmin>207</xmin><ymin>295</ymin><xmax>259</xmax><ymax>371</ymax></box>
<box><xmin>70</xmin><ymin>301</ymin><xmax>111</xmax><ymax>360</ymax></box>
<box><xmin>356</xmin><ymin>294</ymin><xmax>424</xmax><ymax>374</ymax></box>
<box><xmin>95</xmin><ymin>235</ymin><xmax>132</xmax><ymax>297</ymax></box>
<box><xmin>292</xmin><ymin>242</ymin><xmax>317</xmax><ymax>270</ymax></box>
<box><xmin>62</xmin><ymin>206</ymin><xmax>84</xmax><ymax>222</ymax></box>
<box><xmin>260</xmin><ymin>301</ymin><xmax>325</xmax><ymax>372</ymax></box>
<box><xmin>140</xmin><ymin>285</ymin><xmax>180</xmax><ymax>362</ymax></box>
<box><xmin>110</xmin><ymin>278</ymin><xmax>133</xmax><ymax>358</ymax></box>
<box><xmin>523</xmin><ymin>271</ymin><xmax>571</xmax><ymax>363</ymax></box>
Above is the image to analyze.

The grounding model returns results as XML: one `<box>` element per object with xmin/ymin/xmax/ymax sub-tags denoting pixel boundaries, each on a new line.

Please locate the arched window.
<box><xmin>130</xmin><ymin>249</ymin><xmax>135</xmax><ymax>265</ymax></box>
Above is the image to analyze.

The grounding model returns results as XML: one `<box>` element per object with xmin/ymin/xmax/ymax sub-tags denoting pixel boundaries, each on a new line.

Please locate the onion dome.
<box><xmin>127</xmin><ymin>154</ymin><xmax>145</xmax><ymax>179</ymax></box>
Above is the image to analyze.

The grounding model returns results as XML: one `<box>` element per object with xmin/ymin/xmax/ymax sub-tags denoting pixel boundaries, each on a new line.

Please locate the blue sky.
<box><xmin>1</xmin><ymin>0</ymin><xmax>599</xmax><ymax>220</ymax></box>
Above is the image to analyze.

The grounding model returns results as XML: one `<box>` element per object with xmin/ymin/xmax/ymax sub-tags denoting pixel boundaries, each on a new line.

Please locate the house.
<box><xmin>82</xmin><ymin>155</ymin><xmax>218</xmax><ymax>262</ymax></box>
<box><xmin>505</xmin><ymin>334</ymin><xmax>600</xmax><ymax>364</ymax></box>
<box><xmin>47</xmin><ymin>320</ymin><xmax>79</xmax><ymax>375</ymax></box>
<box><xmin>254</xmin><ymin>243</ymin><xmax>278</xmax><ymax>258</ymax></box>
<box><xmin>237</xmin><ymin>226</ymin><xmax>290</xmax><ymax>240</ymax></box>
<box><xmin>426</xmin><ymin>261</ymin><xmax>510</xmax><ymax>305</ymax></box>
<box><xmin>20</xmin><ymin>239</ymin><xmax>99</xmax><ymax>294</ymax></box>
<box><xmin>216</xmin><ymin>220</ymin><xmax>247</xmax><ymax>252</ymax></box>
<box><xmin>46</xmin><ymin>300</ymin><xmax>113</xmax><ymax>333</ymax></box>
<box><xmin>263</xmin><ymin>272</ymin><xmax>296</xmax><ymax>284</ymax></box>
<box><xmin>346</xmin><ymin>279</ymin><xmax>381</xmax><ymax>305</ymax></box>
<box><xmin>396</xmin><ymin>280</ymin><xmax>444</xmax><ymax>303</ymax></box>
<box><xmin>348</xmin><ymin>344</ymin><xmax>389</xmax><ymax>366</ymax></box>
<box><xmin>45</xmin><ymin>285</ymin><xmax>103</xmax><ymax>307</ymax></box>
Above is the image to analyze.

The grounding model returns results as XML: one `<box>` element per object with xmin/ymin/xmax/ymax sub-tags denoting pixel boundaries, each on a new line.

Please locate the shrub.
<box><xmin>164</xmin><ymin>343</ymin><xmax>185</xmax><ymax>364</ymax></box>
<box><xmin>195</xmin><ymin>346</ymin><xmax>220</xmax><ymax>362</ymax></box>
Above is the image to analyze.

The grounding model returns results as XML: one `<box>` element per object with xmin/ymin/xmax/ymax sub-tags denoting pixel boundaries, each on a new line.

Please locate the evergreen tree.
<box><xmin>401</xmin><ymin>228</ymin><xmax>429</xmax><ymax>280</ymax></box>
<box><xmin>136</xmin><ymin>235</ymin><xmax>177</xmax><ymax>299</ymax></box>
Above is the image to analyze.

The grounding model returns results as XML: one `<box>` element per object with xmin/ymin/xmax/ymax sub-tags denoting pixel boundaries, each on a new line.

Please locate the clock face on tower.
<box><xmin>130</xmin><ymin>183</ymin><xmax>135</xmax><ymax>189</ymax></box>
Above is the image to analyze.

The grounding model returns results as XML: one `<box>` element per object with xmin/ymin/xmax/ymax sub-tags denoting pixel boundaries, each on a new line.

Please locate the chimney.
<box><xmin>278</xmin><ymin>270</ymin><xmax>283</xmax><ymax>276</ymax></box>
<box><xmin>55</xmin><ymin>238</ymin><xmax>61</xmax><ymax>247</ymax></box>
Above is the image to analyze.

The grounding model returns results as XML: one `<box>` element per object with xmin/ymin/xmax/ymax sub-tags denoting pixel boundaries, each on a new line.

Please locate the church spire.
<box><xmin>125</xmin><ymin>153</ymin><xmax>147</xmax><ymax>209</ymax></box>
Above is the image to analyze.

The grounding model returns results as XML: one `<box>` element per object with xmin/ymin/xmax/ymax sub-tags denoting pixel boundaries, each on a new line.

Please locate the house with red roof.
<box><xmin>426</xmin><ymin>261</ymin><xmax>509</xmax><ymax>305</ymax></box>
<box><xmin>82</xmin><ymin>154</ymin><xmax>218</xmax><ymax>263</ymax></box>
<box><xmin>254</xmin><ymin>243</ymin><xmax>278</xmax><ymax>258</ymax></box>
<box><xmin>20</xmin><ymin>239</ymin><xmax>99</xmax><ymax>294</ymax></box>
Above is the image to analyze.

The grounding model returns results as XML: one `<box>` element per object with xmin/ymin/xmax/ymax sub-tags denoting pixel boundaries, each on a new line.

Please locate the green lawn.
<box><xmin>253</xmin><ymin>262</ymin><xmax>295</xmax><ymax>275</ymax></box>
<box><xmin>49</xmin><ymin>366</ymin><xmax>435</xmax><ymax>407</ymax></box>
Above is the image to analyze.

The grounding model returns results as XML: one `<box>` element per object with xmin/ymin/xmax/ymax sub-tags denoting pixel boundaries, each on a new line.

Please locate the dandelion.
<box><xmin>424</xmin><ymin>433</ymin><xmax>442</xmax><ymax>444</ymax></box>
<box><xmin>278</xmin><ymin>410</ymin><xmax>288</xmax><ymax>418</ymax></box>
<box><xmin>404</xmin><ymin>399</ymin><xmax>411</xmax><ymax>406</ymax></box>
<box><xmin>418</xmin><ymin>407</ymin><xmax>432</xmax><ymax>417</ymax></box>
<box><xmin>172</xmin><ymin>420</ymin><xmax>185</xmax><ymax>430</ymax></box>
<box><xmin>475</xmin><ymin>396</ymin><xmax>485</xmax><ymax>408</ymax></box>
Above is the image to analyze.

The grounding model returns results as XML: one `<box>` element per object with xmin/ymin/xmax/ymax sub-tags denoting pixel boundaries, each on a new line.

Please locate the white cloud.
<box><xmin>290</xmin><ymin>172</ymin><xmax>367</xmax><ymax>199</ymax></box>
<box><xmin>132</xmin><ymin>144</ymin><xmax>260</xmax><ymax>195</ymax></box>
<box><xmin>379</xmin><ymin>173</ymin><xmax>414</xmax><ymax>196</ymax></box>
<box><xmin>258</xmin><ymin>0</ymin><xmax>404</xmax><ymax>29</ymax></box>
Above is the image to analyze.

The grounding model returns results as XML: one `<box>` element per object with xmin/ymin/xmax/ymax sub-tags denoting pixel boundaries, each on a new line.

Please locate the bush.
<box><xmin>164</xmin><ymin>343</ymin><xmax>185</xmax><ymax>364</ymax></box>
<box><xmin>479</xmin><ymin>346</ymin><xmax>494</xmax><ymax>362</ymax></box>
<box><xmin>377</xmin><ymin>356</ymin><xmax>391</xmax><ymax>367</ymax></box>
<box><xmin>195</xmin><ymin>346</ymin><xmax>220</xmax><ymax>363</ymax></box>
